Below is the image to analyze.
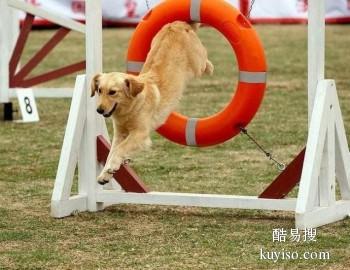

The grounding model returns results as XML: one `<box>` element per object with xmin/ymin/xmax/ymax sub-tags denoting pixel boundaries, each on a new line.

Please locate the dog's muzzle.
<box><xmin>103</xmin><ymin>103</ymin><xmax>118</xmax><ymax>118</ymax></box>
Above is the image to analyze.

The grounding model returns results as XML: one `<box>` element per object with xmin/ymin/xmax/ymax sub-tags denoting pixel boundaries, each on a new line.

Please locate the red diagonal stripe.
<box><xmin>97</xmin><ymin>135</ymin><xmax>149</xmax><ymax>193</ymax></box>
<box><xmin>9</xmin><ymin>13</ymin><xmax>34</xmax><ymax>79</ymax></box>
<box><xmin>11</xmin><ymin>61</ymin><xmax>85</xmax><ymax>88</ymax></box>
<box><xmin>14</xmin><ymin>27</ymin><xmax>71</xmax><ymax>82</ymax></box>
<box><xmin>259</xmin><ymin>148</ymin><xmax>306</xmax><ymax>199</ymax></box>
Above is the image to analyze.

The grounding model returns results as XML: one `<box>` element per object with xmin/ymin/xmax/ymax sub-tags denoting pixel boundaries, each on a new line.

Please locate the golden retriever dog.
<box><xmin>91</xmin><ymin>21</ymin><xmax>214</xmax><ymax>185</ymax></box>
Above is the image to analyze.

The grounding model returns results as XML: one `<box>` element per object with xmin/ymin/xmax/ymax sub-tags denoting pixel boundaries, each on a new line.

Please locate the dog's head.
<box><xmin>90</xmin><ymin>72</ymin><xmax>144</xmax><ymax>117</ymax></box>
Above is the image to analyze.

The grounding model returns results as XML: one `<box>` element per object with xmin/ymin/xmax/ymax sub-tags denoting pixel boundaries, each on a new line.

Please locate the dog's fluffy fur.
<box><xmin>91</xmin><ymin>21</ymin><xmax>214</xmax><ymax>184</ymax></box>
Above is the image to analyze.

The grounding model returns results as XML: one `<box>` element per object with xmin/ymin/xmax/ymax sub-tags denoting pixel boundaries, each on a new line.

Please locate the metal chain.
<box><xmin>145</xmin><ymin>0</ymin><xmax>150</xmax><ymax>10</ymax></box>
<box><xmin>239</xmin><ymin>127</ymin><xmax>286</xmax><ymax>171</ymax></box>
<box><xmin>247</xmin><ymin>0</ymin><xmax>256</xmax><ymax>18</ymax></box>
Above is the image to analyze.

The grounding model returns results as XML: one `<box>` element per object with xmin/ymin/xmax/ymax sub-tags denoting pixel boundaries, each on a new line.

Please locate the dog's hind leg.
<box><xmin>205</xmin><ymin>60</ymin><xmax>214</xmax><ymax>75</ymax></box>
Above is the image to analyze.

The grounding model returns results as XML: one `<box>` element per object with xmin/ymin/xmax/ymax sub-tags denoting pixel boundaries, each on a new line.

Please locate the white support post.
<box><xmin>0</xmin><ymin>1</ymin><xmax>11</xmax><ymax>103</ymax></box>
<box><xmin>296</xmin><ymin>0</ymin><xmax>350</xmax><ymax>228</ymax></box>
<box><xmin>51</xmin><ymin>0</ymin><xmax>116</xmax><ymax>217</ymax></box>
<box><xmin>9</xmin><ymin>6</ymin><xmax>19</xmax><ymax>51</ymax></box>
<box><xmin>308</xmin><ymin>0</ymin><xmax>325</xmax><ymax>123</ymax></box>
<box><xmin>78</xmin><ymin>0</ymin><xmax>106</xmax><ymax>212</ymax></box>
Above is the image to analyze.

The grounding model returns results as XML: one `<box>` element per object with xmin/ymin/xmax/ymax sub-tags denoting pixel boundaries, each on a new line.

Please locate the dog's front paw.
<box><xmin>97</xmin><ymin>160</ymin><xmax>122</xmax><ymax>185</ymax></box>
<box><xmin>97</xmin><ymin>169</ymin><xmax>115</xmax><ymax>185</ymax></box>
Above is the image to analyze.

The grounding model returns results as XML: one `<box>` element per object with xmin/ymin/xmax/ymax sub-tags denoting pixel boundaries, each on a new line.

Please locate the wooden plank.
<box><xmin>259</xmin><ymin>148</ymin><xmax>305</xmax><ymax>199</ymax></box>
<box><xmin>11</xmin><ymin>61</ymin><xmax>85</xmax><ymax>88</ymax></box>
<box><xmin>51</xmin><ymin>75</ymin><xmax>86</xmax><ymax>202</ymax></box>
<box><xmin>97</xmin><ymin>135</ymin><xmax>150</xmax><ymax>193</ymax></box>
<box><xmin>0</xmin><ymin>2</ymin><xmax>7</xmax><ymax>101</ymax></box>
<box><xmin>97</xmin><ymin>191</ymin><xmax>296</xmax><ymax>211</ymax></box>
<box><xmin>10</xmin><ymin>88</ymin><xmax>74</xmax><ymax>98</ymax></box>
<box><xmin>51</xmin><ymin>194</ymin><xmax>87</xmax><ymax>218</ymax></box>
<box><xmin>308</xmin><ymin>0</ymin><xmax>325</xmax><ymax>123</ymax></box>
<box><xmin>9</xmin><ymin>13</ymin><xmax>34</xmax><ymax>79</ymax></box>
<box><xmin>333</xmin><ymin>86</ymin><xmax>350</xmax><ymax>199</ymax></box>
<box><xmin>0</xmin><ymin>1</ymin><xmax>19</xmax><ymax>103</ymax></box>
<box><xmin>319</xmin><ymin>86</ymin><xmax>336</xmax><ymax>207</ymax></box>
<box><xmin>7</xmin><ymin>0</ymin><xmax>85</xmax><ymax>33</ymax></box>
<box><xmin>79</xmin><ymin>0</ymin><xmax>104</xmax><ymax>212</ymax></box>
<box><xmin>296</xmin><ymin>80</ymin><xmax>331</xmax><ymax>214</ymax></box>
<box><xmin>295</xmin><ymin>200</ymin><xmax>350</xmax><ymax>229</ymax></box>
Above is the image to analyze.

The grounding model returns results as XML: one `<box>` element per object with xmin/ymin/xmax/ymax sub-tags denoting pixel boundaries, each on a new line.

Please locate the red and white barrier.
<box><xmin>19</xmin><ymin>0</ymin><xmax>350</xmax><ymax>26</ymax></box>
<box><xmin>0</xmin><ymin>0</ymin><xmax>86</xmax><ymax>120</ymax></box>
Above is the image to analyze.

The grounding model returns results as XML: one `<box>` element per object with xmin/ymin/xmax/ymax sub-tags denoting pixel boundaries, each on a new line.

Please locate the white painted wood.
<box><xmin>318</xmin><ymin>133</ymin><xmax>336</xmax><ymax>207</ymax></box>
<box><xmin>333</xmin><ymin>88</ymin><xmax>350</xmax><ymax>199</ymax></box>
<box><xmin>78</xmin><ymin>0</ymin><xmax>104</xmax><ymax>212</ymax></box>
<box><xmin>96</xmin><ymin>191</ymin><xmax>297</xmax><ymax>211</ymax></box>
<box><xmin>0</xmin><ymin>2</ymin><xmax>19</xmax><ymax>103</ymax></box>
<box><xmin>10</xmin><ymin>88</ymin><xmax>74</xmax><ymax>98</ymax></box>
<box><xmin>7</xmin><ymin>0</ymin><xmax>85</xmax><ymax>33</ymax></box>
<box><xmin>319</xmin><ymin>84</ymin><xmax>336</xmax><ymax>207</ymax></box>
<box><xmin>9</xmin><ymin>6</ymin><xmax>19</xmax><ymax>51</ymax></box>
<box><xmin>326</xmin><ymin>88</ymin><xmax>336</xmax><ymax>204</ymax></box>
<box><xmin>296</xmin><ymin>80</ymin><xmax>350</xmax><ymax>227</ymax></box>
<box><xmin>0</xmin><ymin>1</ymin><xmax>11</xmax><ymax>103</ymax></box>
<box><xmin>308</xmin><ymin>0</ymin><xmax>325</xmax><ymax>123</ymax></box>
<box><xmin>296</xmin><ymin>200</ymin><xmax>350</xmax><ymax>229</ymax></box>
<box><xmin>51</xmin><ymin>194</ymin><xmax>87</xmax><ymax>218</ymax></box>
<box><xmin>296</xmin><ymin>80</ymin><xmax>331</xmax><ymax>213</ymax></box>
<box><xmin>51</xmin><ymin>75</ymin><xmax>86</xmax><ymax>202</ymax></box>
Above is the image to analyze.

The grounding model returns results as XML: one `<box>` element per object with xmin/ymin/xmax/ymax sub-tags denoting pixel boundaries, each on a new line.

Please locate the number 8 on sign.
<box><xmin>16</xmin><ymin>89</ymin><xmax>39</xmax><ymax>123</ymax></box>
<box><xmin>24</xmin><ymin>97</ymin><xmax>33</xmax><ymax>114</ymax></box>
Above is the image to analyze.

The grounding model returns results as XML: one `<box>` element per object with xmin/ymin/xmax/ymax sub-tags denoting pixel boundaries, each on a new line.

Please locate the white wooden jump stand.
<box><xmin>51</xmin><ymin>0</ymin><xmax>350</xmax><ymax>229</ymax></box>
<box><xmin>0</xmin><ymin>0</ymin><xmax>86</xmax><ymax>120</ymax></box>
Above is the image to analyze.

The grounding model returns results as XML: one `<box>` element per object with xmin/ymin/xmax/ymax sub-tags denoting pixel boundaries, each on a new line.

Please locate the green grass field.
<box><xmin>1</xmin><ymin>25</ymin><xmax>350</xmax><ymax>269</ymax></box>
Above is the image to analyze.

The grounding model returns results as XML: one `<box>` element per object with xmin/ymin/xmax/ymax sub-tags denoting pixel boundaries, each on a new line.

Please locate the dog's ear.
<box><xmin>124</xmin><ymin>78</ymin><xmax>144</xmax><ymax>98</ymax></box>
<box><xmin>90</xmin><ymin>73</ymin><xmax>102</xmax><ymax>97</ymax></box>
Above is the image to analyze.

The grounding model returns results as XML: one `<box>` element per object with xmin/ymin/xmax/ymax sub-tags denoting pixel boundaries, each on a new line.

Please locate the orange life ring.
<box><xmin>126</xmin><ymin>0</ymin><xmax>267</xmax><ymax>147</ymax></box>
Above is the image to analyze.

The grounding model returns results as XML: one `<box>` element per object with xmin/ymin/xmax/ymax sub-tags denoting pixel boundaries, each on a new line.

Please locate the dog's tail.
<box><xmin>190</xmin><ymin>22</ymin><xmax>201</xmax><ymax>32</ymax></box>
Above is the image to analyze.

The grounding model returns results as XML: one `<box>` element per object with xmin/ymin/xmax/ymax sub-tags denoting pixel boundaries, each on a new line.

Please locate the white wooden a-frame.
<box><xmin>51</xmin><ymin>0</ymin><xmax>120</xmax><ymax>217</ymax></box>
<box><xmin>51</xmin><ymin>75</ymin><xmax>121</xmax><ymax>217</ymax></box>
<box><xmin>296</xmin><ymin>80</ymin><xmax>350</xmax><ymax>228</ymax></box>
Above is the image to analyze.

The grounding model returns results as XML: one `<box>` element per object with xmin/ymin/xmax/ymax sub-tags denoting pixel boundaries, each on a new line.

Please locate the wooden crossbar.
<box><xmin>7</xmin><ymin>0</ymin><xmax>85</xmax><ymax>33</ymax></box>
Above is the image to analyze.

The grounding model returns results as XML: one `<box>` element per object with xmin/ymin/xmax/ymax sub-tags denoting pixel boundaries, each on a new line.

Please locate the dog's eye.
<box><xmin>108</xmin><ymin>90</ymin><xmax>116</xmax><ymax>95</ymax></box>
<box><xmin>97</xmin><ymin>87</ymin><xmax>102</xmax><ymax>94</ymax></box>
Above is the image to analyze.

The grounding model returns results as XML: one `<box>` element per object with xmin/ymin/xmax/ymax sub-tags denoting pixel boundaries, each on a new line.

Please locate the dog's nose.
<box><xmin>96</xmin><ymin>107</ymin><xmax>104</xmax><ymax>115</ymax></box>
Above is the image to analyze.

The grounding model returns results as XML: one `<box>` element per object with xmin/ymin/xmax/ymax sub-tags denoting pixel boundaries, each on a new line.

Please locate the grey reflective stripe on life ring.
<box><xmin>190</xmin><ymin>0</ymin><xmax>201</xmax><ymax>22</ymax></box>
<box><xmin>185</xmin><ymin>118</ymin><xmax>198</xmax><ymax>146</ymax></box>
<box><xmin>126</xmin><ymin>61</ymin><xmax>144</xmax><ymax>73</ymax></box>
<box><xmin>239</xmin><ymin>71</ymin><xmax>267</xmax><ymax>83</ymax></box>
